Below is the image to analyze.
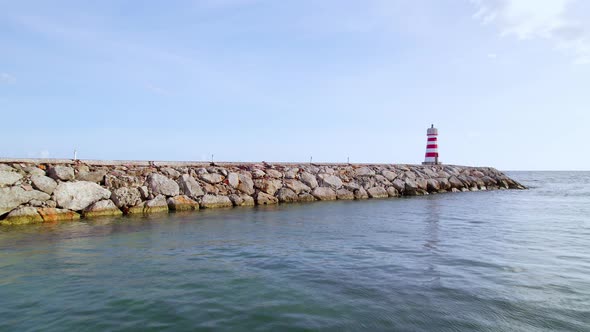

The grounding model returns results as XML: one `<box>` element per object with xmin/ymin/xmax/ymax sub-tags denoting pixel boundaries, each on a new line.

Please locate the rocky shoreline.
<box><xmin>0</xmin><ymin>160</ymin><xmax>525</xmax><ymax>225</ymax></box>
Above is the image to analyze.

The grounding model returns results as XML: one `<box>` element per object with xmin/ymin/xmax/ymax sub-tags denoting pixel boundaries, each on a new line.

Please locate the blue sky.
<box><xmin>1</xmin><ymin>0</ymin><xmax>589</xmax><ymax>170</ymax></box>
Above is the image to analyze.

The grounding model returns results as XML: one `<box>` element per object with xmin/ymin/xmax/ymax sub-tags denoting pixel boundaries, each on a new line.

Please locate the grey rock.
<box><xmin>77</xmin><ymin>170</ymin><xmax>107</xmax><ymax>183</ymax></box>
<box><xmin>200</xmin><ymin>195</ymin><xmax>233</xmax><ymax>209</ymax></box>
<box><xmin>139</xmin><ymin>186</ymin><xmax>150</xmax><ymax>199</ymax></box>
<box><xmin>111</xmin><ymin>187</ymin><xmax>142</xmax><ymax>208</ymax></box>
<box><xmin>336</xmin><ymin>188</ymin><xmax>354</xmax><ymax>200</ymax></box>
<box><xmin>355</xmin><ymin>167</ymin><xmax>375</xmax><ymax>176</ymax></box>
<box><xmin>354</xmin><ymin>188</ymin><xmax>369</xmax><ymax>200</ymax></box>
<box><xmin>47</xmin><ymin>166</ymin><xmax>75</xmax><ymax>181</ymax></box>
<box><xmin>0</xmin><ymin>164</ymin><xmax>15</xmax><ymax>172</ymax></box>
<box><xmin>387</xmin><ymin>187</ymin><xmax>400</xmax><ymax>197</ymax></box>
<box><xmin>256</xmin><ymin>192</ymin><xmax>278</xmax><ymax>205</ymax></box>
<box><xmin>300</xmin><ymin>172</ymin><xmax>318</xmax><ymax>189</ymax></box>
<box><xmin>343</xmin><ymin>181</ymin><xmax>361</xmax><ymax>191</ymax></box>
<box><xmin>0</xmin><ymin>171</ymin><xmax>23</xmax><ymax>187</ymax></box>
<box><xmin>178</xmin><ymin>174</ymin><xmax>204</xmax><ymax>199</ymax></box>
<box><xmin>426</xmin><ymin>179</ymin><xmax>440</xmax><ymax>192</ymax></box>
<box><xmin>284</xmin><ymin>168</ymin><xmax>299</xmax><ymax>179</ymax></box>
<box><xmin>24</xmin><ymin>166</ymin><xmax>45</xmax><ymax>176</ymax></box>
<box><xmin>382</xmin><ymin>170</ymin><xmax>397</xmax><ymax>181</ymax></box>
<box><xmin>31</xmin><ymin>175</ymin><xmax>57</xmax><ymax>195</ymax></box>
<box><xmin>367</xmin><ymin>187</ymin><xmax>388</xmax><ymax>198</ymax></box>
<box><xmin>251</xmin><ymin>169</ymin><xmax>266</xmax><ymax>179</ymax></box>
<box><xmin>284</xmin><ymin>179</ymin><xmax>311</xmax><ymax>194</ymax></box>
<box><xmin>83</xmin><ymin>200</ymin><xmax>123</xmax><ymax>218</ymax></box>
<box><xmin>277</xmin><ymin>188</ymin><xmax>298</xmax><ymax>203</ymax></box>
<box><xmin>237</xmin><ymin>174</ymin><xmax>255</xmax><ymax>195</ymax></box>
<box><xmin>227</xmin><ymin>173</ymin><xmax>239</xmax><ymax>188</ymax></box>
<box><xmin>318</xmin><ymin>174</ymin><xmax>343</xmax><ymax>189</ymax></box>
<box><xmin>54</xmin><ymin>181</ymin><xmax>111</xmax><ymax>211</ymax></box>
<box><xmin>311</xmin><ymin>187</ymin><xmax>337</xmax><ymax>201</ymax></box>
<box><xmin>298</xmin><ymin>193</ymin><xmax>317</xmax><ymax>202</ymax></box>
<box><xmin>449</xmin><ymin>176</ymin><xmax>464</xmax><ymax>189</ymax></box>
<box><xmin>104</xmin><ymin>174</ymin><xmax>142</xmax><ymax>189</ymax></box>
<box><xmin>0</xmin><ymin>187</ymin><xmax>50</xmax><ymax>215</ymax></box>
<box><xmin>404</xmin><ymin>179</ymin><xmax>419</xmax><ymax>195</ymax></box>
<box><xmin>254</xmin><ymin>178</ymin><xmax>283</xmax><ymax>195</ymax></box>
<box><xmin>167</xmin><ymin>195</ymin><xmax>199</xmax><ymax>211</ymax></box>
<box><xmin>392</xmin><ymin>179</ymin><xmax>405</xmax><ymax>192</ymax></box>
<box><xmin>199</xmin><ymin>172</ymin><xmax>224</xmax><ymax>184</ymax></box>
<box><xmin>161</xmin><ymin>167</ymin><xmax>180</xmax><ymax>179</ymax></box>
<box><xmin>266</xmin><ymin>169</ymin><xmax>283</xmax><ymax>179</ymax></box>
<box><xmin>148</xmin><ymin>173</ymin><xmax>179</xmax><ymax>197</ymax></box>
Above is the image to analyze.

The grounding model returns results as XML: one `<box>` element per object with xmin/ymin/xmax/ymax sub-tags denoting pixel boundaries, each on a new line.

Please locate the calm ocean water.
<box><xmin>0</xmin><ymin>171</ymin><xmax>589</xmax><ymax>331</ymax></box>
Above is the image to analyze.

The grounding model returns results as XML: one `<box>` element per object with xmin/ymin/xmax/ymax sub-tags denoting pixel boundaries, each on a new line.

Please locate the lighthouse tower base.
<box><xmin>422</xmin><ymin>161</ymin><xmax>441</xmax><ymax>165</ymax></box>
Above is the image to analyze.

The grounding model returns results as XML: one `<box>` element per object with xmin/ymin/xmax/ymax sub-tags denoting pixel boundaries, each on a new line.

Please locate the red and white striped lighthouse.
<box><xmin>422</xmin><ymin>124</ymin><xmax>440</xmax><ymax>165</ymax></box>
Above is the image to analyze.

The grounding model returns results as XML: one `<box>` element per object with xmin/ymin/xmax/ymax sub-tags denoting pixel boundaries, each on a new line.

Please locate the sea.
<box><xmin>0</xmin><ymin>171</ymin><xmax>589</xmax><ymax>331</ymax></box>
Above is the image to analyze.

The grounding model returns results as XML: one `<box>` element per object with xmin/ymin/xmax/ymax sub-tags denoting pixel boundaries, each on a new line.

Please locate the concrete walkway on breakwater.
<box><xmin>0</xmin><ymin>159</ymin><xmax>525</xmax><ymax>225</ymax></box>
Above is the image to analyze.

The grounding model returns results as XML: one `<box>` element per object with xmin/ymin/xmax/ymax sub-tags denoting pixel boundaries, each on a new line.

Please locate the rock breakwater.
<box><xmin>0</xmin><ymin>160</ymin><xmax>525</xmax><ymax>225</ymax></box>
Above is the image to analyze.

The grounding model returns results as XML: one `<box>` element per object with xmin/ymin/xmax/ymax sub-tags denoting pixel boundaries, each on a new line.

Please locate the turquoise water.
<box><xmin>1</xmin><ymin>172</ymin><xmax>589</xmax><ymax>331</ymax></box>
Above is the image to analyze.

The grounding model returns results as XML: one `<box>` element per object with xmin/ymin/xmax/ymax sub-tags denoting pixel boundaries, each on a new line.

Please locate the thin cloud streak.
<box><xmin>471</xmin><ymin>0</ymin><xmax>590</xmax><ymax>64</ymax></box>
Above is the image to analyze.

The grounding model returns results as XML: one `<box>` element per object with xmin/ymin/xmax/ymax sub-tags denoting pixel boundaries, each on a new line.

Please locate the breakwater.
<box><xmin>0</xmin><ymin>159</ymin><xmax>525</xmax><ymax>225</ymax></box>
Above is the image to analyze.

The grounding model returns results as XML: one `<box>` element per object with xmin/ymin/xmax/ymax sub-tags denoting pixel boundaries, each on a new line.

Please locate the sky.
<box><xmin>1</xmin><ymin>0</ymin><xmax>589</xmax><ymax>170</ymax></box>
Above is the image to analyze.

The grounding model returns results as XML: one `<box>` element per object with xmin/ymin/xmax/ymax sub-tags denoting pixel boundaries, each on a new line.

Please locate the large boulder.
<box><xmin>144</xmin><ymin>195</ymin><xmax>169</xmax><ymax>214</ymax></box>
<box><xmin>227</xmin><ymin>173</ymin><xmax>239</xmax><ymax>188</ymax></box>
<box><xmin>266</xmin><ymin>169</ymin><xmax>283</xmax><ymax>179</ymax></box>
<box><xmin>0</xmin><ymin>207</ymin><xmax>43</xmax><ymax>225</ymax></box>
<box><xmin>199</xmin><ymin>173</ymin><xmax>224</xmax><ymax>184</ymax></box>
<box><xmin>354</xmin><ymin>188</ymin><xmax>369</xmax><ymax>200</ymax></box>
<box><xmin>311</xmin><ymin>187</ymin><xmax>337</xmax><ymax>201</ymax></box>
<box><xmin>47</xmin><ymin>166</ymin><xmax>75</xmax><ymax>181</ymax></box>
<box><xmin>381</xmin><ymin>170</ymin><xmax>397</xmax><ymax>182</ymax></box>
<box><xmin>391</xmin><ymin>179</ymin><xmax>405</xmax><ymax>192</ymax></box>
<box><xmin>284</xmin><ymin>179</ymin><xmax>310</xmax><ymax>194</ymax></box>
<box><xmin>387</xmin><ymin>187</ymin><xmax>400</xmax><ymax>197</ymax></box>
<box><xmin>256</xmin><ymin>192</ymin><xmax>279</xmax><ymax>205</ymax></box>
<box><xmin>147</xmin><ymin>173</ymin><xmax>179</xmax><ymax>197</ymax></box>
<box><xmin>355</xmin><ymin>167</ymin><xmax>375</xmax><ymax>176</ymax></box>
<box><xmin>178</xmin><ymin>174</ymin><xmax>205</xmax><ymax>199</ymax></box>
<box><xmin>167</xmin><ymin>195</ymin><xmax>199</xmax><ymax>211</ymax></box>
<box><xmin>254</xmin><ymin>179</ymin><xmax>282</xmax><ymax>195</ymax></box>
<box><xmin>105</xmin><ymin>174</ymin><xmax>143</xmax><ymax>189</ymax></box>
<box><xmin>31</xmin><ymin>175</ymin><xmax>57</xmax><ymax>194</ymax></box>
<box><xmin>54</xmin><ymin>181</ymin><xmax>111</xmax><ymax>211</ymax></box>
<box><xmin>336</xmin><ymin>189</ymin><xmax>354</xmax><ymax>200</ymax></box>
<box><xmin>300</xmin><ymin>172</ymin><xmax>318</xmax><ymax>189</ymax></box>
<box><xmin>298</xmin><ymin>193</ymin><xmax>317</xmax><ymax>202</ymax></box>
<box><xmin>110</xmin><ymin>187</ymin><xmax>142</xmax><ymax>208</ymax></box>
<box><xmin>404</xmin><ymin>179</ymin><xmax>419</xmax><ymax>195</ymax></box>
<box><xmin>77</xmin><ymin>170</ymin><xmax>107</xmax><ymax>183</ymax></box>
<box><xmin>318</xmin><ymin>174</ymin><xmax>343</xmax><ymax>189</ymax></box>
<box><xmin>237</xmin><ymin>174</ymin><xmax>255</xmax><ymax>195</ymax></box>
<box><xmin>367</xmin><ymin>187</ymin><xmax>388</xmax><ymax>198</ymax></box>
<box><xmin>228</xmin><ymin>194</ymin><xmax>255</xmax><ymax>207</ymax></box>
<box><xmin>277</xmin><ymin>188</ymin><xmax>298</xmax><ymax>203</ymax></box>
<box><xmin>200</xmin><ymin>195</ymin><xmax>233</xmax><ymax>209</ymax></box>
<box><xmin>426</xmin><ymin>179</ymin><xmax>441</xmax><ymax>192</ymax></box>
<box><xmin>0</xmin><ymin>187</ymin><xmax>51</xmax><ymax>215</ymax></box>
<box><xmin>0</xmin><ymin>171</ymin><xmax>22</xmax><ymax>187</ymax></box>
<box><xmin>83</xmin><ymin>200</ymin><xmax>123</xmax><ymax>218</ymax></box>
<box><xmin>37</xmin><ymin>208</ymin><xmax>80</xmax><ymax>222</ymax></box>
<box><xmin>449</xmin><ymin>176</ymin><xmax>464</xmax><ymax>189</ymax></box>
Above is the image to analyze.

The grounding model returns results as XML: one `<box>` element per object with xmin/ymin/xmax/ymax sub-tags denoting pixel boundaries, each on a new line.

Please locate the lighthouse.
<box><xmin>422</xmin><ymin>124</ymin><xmax>440</xmax><ymax>165</ymax></box>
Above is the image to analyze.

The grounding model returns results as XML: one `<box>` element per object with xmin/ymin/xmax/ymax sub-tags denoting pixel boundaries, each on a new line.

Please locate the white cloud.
<box><xmin>471</xmin><ymin>0</ymin><xmax>590</xmax><ymax>64</ymax></box>
<box><xmin>0</xmin><ymin>72</ymin><xmax>15</xmax><ymax>83</ymax></box>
